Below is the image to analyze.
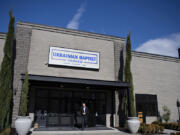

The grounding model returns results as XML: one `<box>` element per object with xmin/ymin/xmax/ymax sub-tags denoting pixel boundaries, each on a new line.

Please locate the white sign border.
<box><xmin>48</xmin><ymin>46</ymin><xmax>100</xmax><ymax>70</ymax></box>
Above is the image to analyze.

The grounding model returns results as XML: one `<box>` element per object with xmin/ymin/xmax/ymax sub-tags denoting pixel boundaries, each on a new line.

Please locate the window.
<box><xmin>135</xmin><ymin>94</ymin><xmax>158</xmax><ymax>116</ymax></box>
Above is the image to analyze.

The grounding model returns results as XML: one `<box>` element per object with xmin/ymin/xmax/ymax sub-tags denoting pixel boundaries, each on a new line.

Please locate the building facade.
<box><xmin>132</xmin><ymin>51</ymin><xmax>180</xmax><ymax>123</ymax></box>
<box><xmin>0</xmin><ymin>22</ymin><xmax>179</xmax><ymax>128</ymax></box>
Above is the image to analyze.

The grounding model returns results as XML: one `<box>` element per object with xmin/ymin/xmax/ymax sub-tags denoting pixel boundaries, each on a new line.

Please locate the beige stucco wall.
<box><xmin>28</xmin><ymin>29</ymin><xmax>116</xmax><ymax>81</ymax></box>
<box><xmin>132</xmin><ymin>52</ymin><xmax>180</xmax><ymax>122</ymax></box>
<box><xmin>0</xmin><ymin>34</ymin><xmax>6</xmax><ymax>69</ymax></box>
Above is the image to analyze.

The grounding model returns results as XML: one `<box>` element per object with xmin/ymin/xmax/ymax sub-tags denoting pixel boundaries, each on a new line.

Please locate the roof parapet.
<box><xmin>132</xmin><ymin>51</ymin><xmax>180</xmax><ymax>63</ymax></box>
<box><xmin>17</xmin><ymin>21</ymin><xmax>125</xmax><ymax>42</ymax></box>
<box><xmin>0</xmin><ymin>33</ymin><xmax>6</xmax><ymax>39</ymax></box>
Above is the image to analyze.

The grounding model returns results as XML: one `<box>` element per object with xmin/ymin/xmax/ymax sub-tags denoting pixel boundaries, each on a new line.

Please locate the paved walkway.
<box><xmin>163</xmin><ymin>129</ymin><xmax>179</xmax><ymax>134</ymax></box>
<box><xmin>31</xmin><ymin>128</ymin><xmax>133</xmax><ymax>135</ymax></box>
<box><xmin>31</xmin><ymin>128</ymin><xmax>179</xmax><ymax>135</ymax></box>
<box><xmin>32</xmin><ymin>130</ymin><xmax>132</xmax><ymax>135</ymax></box>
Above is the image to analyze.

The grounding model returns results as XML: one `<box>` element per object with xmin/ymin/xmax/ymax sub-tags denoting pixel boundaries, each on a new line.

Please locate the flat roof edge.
<box><xmin>132</xmin><ymin>51</ymin><xmax>180</xmax><ymax>62</ymax></box>
<box><xmin>0</xmin><ymin>32</ymin><xmax>6</xmax><ymax>39</ymax></box>
<box><xmin>17</xmin><ymin>21</ymin><xmax>126</xmax><ymax>42</ymax></box>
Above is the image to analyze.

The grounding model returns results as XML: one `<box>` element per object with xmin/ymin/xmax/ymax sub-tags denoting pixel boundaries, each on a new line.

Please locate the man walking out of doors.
<box><xmin>81</xmin><ymin>102</ymin><xmax>89</xmax><ymax>130</ymax></box>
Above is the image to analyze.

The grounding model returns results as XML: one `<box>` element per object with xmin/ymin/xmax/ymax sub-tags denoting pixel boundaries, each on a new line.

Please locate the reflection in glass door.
<box><xmin>35</xmin><ymin>88</ymin><xmax>106</xmax><ymax>127</ymax></box>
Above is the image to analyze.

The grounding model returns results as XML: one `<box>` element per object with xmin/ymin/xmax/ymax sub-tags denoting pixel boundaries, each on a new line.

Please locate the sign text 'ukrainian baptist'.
<box><xmin>48</xmin><ymin>47</ymin><xmax>99</xmax><ymax>69</ymax></box>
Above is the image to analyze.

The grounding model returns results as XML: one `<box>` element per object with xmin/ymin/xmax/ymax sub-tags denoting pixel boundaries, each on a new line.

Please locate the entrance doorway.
<box><xmin>34</xmin><ymin>88</ymin><xmax>106</xmax><ymax>127</ymax></box>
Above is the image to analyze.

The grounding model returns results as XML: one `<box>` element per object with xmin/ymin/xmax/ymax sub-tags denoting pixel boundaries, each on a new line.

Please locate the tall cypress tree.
<box><xmin>20</xmin><ymin>72</ymin><xmax>29</xmax><ymax>116</ymax></box>
<box><xmin>0</xmin><ymin>11</ymin><xmax>14</xmax><ymax>131</ymax></box>
<box><xmin>124</xmin><ymin>33</ymin><xmax>136</xmax><ymax>117</ymax></box>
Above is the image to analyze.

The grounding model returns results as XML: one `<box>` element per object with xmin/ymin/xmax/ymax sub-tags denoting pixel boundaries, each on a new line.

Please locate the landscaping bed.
<box><xmin>170</xmin><ymin>132</ymin><xmax>180</xmax><ymax>135</ymax></box>
<box><xmin>152</xmin><ymin>121</ymin><xmax>180</xmax><ymax>131</ymax></box>
<box><xmin>0</xmin><ymin>128</ymin><xmax>17</xmax><ymax>135</ymax></box>
<box><xmin>138</xmin><ymin>123</ymin><xmax>164</xmax><ymax>134</ymax></box>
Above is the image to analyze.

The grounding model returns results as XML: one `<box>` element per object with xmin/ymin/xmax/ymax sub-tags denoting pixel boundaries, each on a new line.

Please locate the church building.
<box><xmin>0</xmin><ymin>21</ymin><xmax>179</xmax><ymax>128</ymax></box>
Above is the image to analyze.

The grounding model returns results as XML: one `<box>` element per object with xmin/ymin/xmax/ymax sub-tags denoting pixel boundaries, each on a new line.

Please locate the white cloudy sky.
<box><xmin>66</xmin><ymin>1</ymin><xmax>180</xmax><ymax>58</ymax></box>
<box><xmin>66</xmin><ymin>2</ymin><xmax>86</xmax><ymax>29</ymax></box>
<box><xmin>1</xmin><ymin>0</ymin><xmax>179</xmax><ymax>58</ymax></box>
<box><xmin>136</xmin><ymin>33</ymin><xmax>180</xmax><ymax>57</ymax></box>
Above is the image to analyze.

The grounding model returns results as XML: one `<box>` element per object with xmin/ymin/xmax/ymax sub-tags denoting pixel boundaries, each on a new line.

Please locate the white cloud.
<box><xmin>66</xmin><ymin>2</ymin><xmax>86</xmax><ymax>29</ymax></box>
<box><xmin>136</xmin><ymin>33</ymin><xmax>180</xmax><ymax>57</ymax></box>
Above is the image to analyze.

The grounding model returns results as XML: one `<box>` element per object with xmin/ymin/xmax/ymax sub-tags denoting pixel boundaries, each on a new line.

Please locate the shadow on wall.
<box><xmin>10</xmin><ymin>39</ymin><xmax>16</xmax><ymax>125</ymax></box>
<box><xmin>118</xmin><ymin>49</ymin><xmax>127</xmax><ymax>127</ymax></box>
<box><xmin>117</xmin><ymin>48</ymin><xmax>160</xmax><ymax>126</ymax></box>
<box><xmin>118</xmin><ymin>90</ymin><xmax>127</xmax><ymax>127</ymax></box>
<box><xmin>118</xmin><ymin>50</ymin><xmax>124</xmax><ymax>81</ymax></box>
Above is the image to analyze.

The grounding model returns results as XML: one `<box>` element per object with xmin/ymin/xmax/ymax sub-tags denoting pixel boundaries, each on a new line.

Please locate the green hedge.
<box><xmin>161</xmin><ymin>123</ymin><xmax>180</xmax><ymax>131</ymax></box>
<box><xmin>0</xmin><ymin>128</ymin><xmax>11</xmax><ymax>135</ymax></box>
<box><xmin>170</xmin><ymin>132</ymin><xmax>180</xmax><ymax>135</ymax></box>
<box><xmin>138</xmin><ymin>124</ymin><xmax>164</xmax><ymax>134</ymax></box>
<box><xmin>152</xmin><ymin>120</ymin><xmax>161</xmax><ymax>125</ymax></box>
<box><xmin>152</xmin><ymin>121</ymin><xmax>180</xmax><ymax>131</ymax></box>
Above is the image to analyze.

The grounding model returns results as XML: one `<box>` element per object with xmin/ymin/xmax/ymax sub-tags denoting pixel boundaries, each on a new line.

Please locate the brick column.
<box><xmin>11</xmin><ymin>24</ymin><xmax>32</xmax><ymax>127</ymax></box>
<box><xmin>113</xmin><ymin>40</ymin><xmax>126</xmax><ymax>127</ymax></box>
<box><xmin>114</xmin><ymin>41</ymin><xmax>126</xmax><ymax>81</ymax></box>
<box><xmin>114</xmin><ymin>89</ymin><xmax>120</xmax><ymax>127</ymax></box>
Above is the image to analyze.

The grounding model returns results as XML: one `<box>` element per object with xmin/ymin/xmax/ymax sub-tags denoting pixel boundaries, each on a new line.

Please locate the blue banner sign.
<box><xmin>49</xmin><ymin>47</ymin><xmax>99</xmax><ymax>69</ymax></box>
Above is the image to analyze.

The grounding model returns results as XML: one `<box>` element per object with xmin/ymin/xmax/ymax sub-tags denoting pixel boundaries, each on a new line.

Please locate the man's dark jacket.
<box><xmin>80</xmin><ymin>106</ymin><xmax>89</xmax><ymax>116</ymax></box>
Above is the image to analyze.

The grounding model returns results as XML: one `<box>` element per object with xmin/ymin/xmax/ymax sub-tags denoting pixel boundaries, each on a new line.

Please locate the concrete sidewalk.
<box><xmin>31</xmin><ymin>128</ymin><xmax>133</xmax><ymax>135</ymax></box>
<box><xmin>163</xmin><ymin>129</ymin><xmax>179</xmax><ymax>134</ymax></box>
<box><xmin>31</xmin><ymin>128</ymin><xmax>179</xmax><ymax>135</ymax></box>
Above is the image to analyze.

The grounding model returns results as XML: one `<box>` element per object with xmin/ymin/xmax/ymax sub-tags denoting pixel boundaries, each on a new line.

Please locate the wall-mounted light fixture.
<box><xmin>13</xmin><ymin>88</ymin><xmax>17</xmax><ymax>95</ymax></box>
<box><xmin>177</xmin><ymin>99</ymin><xmax>180</xmax><ymax>123</ymax></box>
<box><xmin>60</xmin><ymin>84</ymin><xmax>64</xmax><ymax>88</ymax></box>
<box><xmin>86</xmin><ymin>86</ymin><xmax>90</xmax><ymax>90</ymax></box>
<box><xmin>13</xmin><ymin>84</ymin><xmax>20</xmax><ymax>95</ymax></box>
